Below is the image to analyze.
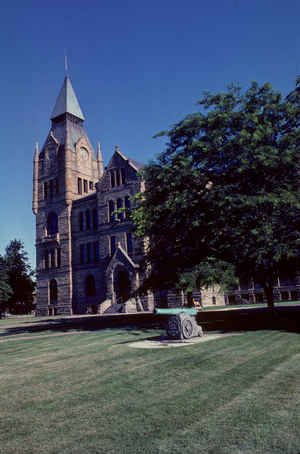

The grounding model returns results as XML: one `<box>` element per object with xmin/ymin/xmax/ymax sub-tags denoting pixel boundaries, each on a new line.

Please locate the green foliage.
<box><xmin>3</xmin><ymin>239</ymin><xmax>35</xmax><ymax>314</ymax></box>
<box><xmin>0</xmin><ymin>256</ymin><xmax>12</xmax><ymax>316</ymax></box>
<box><xmin>132</xmin><ymin>80</ymin><xmax>300</xmax><ymax>307</ymax></box>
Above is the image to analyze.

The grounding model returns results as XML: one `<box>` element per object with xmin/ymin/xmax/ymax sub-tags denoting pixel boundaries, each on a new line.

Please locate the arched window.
<box><xmin>50</xmin><ymin>279</ymin><xmax>58</xmax><ymax>304</ymax></box>
<box><xmin>109</xmin><ymin>200</ymin><xmax>115</xmax><ymax>223</ymax></box>
<box><xmin>47</xmin><ymin>212</ymin><xmax>58</xmax><ymax>235</ymax></box>
<box><xmin>85</xmin><ymin>275</ymin><xmax>96</xmax><ymax>297</ymax></box>
<box><xmin>117</xmin><ymin>198</ymin><xmax>123</xmax><ymax>221</ymax></box>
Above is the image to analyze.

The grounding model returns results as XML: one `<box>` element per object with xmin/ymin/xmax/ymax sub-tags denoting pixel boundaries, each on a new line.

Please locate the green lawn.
<box><xmin>0</xmin><ymin>320</ymin><xmax>300</xmax><ymax>453</ymax></box>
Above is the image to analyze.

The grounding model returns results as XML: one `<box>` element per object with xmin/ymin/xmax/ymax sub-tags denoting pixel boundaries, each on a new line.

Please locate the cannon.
<box><xmin>155</xmin><ymin>308</ymin><xmax>203</xmax><ymax>340</ymax></box>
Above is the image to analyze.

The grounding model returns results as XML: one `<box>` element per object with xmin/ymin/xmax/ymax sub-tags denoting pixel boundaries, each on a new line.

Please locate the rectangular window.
<box><xmin>89</xmin><ymin>181</ymin><xmax>93</xmax><ymax>190</ymax></box>
<box><xmin>44</xmin><ymin>182</ymin><xmax>48</xmax><ymax>200</ymax></box>
<box><xmin>78</xmin><ymin>178</ymin><xmax>82</xmax><ymax>194</ymax></box>
<box><xmin>93</xmin><ymin>241</ymin><xmax>99</xmax><ymax>262</ymax></box>
<box><xmin>84</xmin><ymin>179</ymin><xmax>88</xmax><ymax>193</ymax></box>
<box><xmin>110</xmin><ymin>236</ymin><xmax>116</xmax><ymax>256</ymax></box>
<box><xmin>120</xmin><ymin>168</ymin><xmax>126</xmax><ymax>185</ymax></box>
<box><xmin>86</xmin><ymin>243</ymin><xmax>92</xmax><ymax>263</ymax></box>
<box><xmin>50</xmin><ymin>180</ymin><xmax>54</xmax><ymax>199</ymax></box>
<box><xmin>80</xmin><ymin>244</ymin><xmax>85</xmax><ymax>264</ymax></box>
<box><xmin>126</xmin><ymin>232</ymin><xmax>133</xmax><ymax>254</ymax></box>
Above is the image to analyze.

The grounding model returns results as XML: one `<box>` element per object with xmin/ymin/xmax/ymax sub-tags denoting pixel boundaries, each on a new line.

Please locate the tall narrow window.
<box><xmin>50</xmin><ymin>279</ymin><xmax>58</xmax><ymax>304</ymax></box>
<box><xmin>78</xmin><ymin>178</ymin><xmax>82</xmax><ymax>194</ymax></box>
<box><xmin>110</xmin><ymin>236</ymin><xmax>116</xmax><ymax>256</ymax></box>
<box><xmin>86</xmin><ymin>243</ymin><xmax>92</xmax><ymax>263</ymax></box>
<box><xmin>50</xmin><ymin>249</ymin><xmax>55</xmax><ymax>268</ymax></box>
<box><xmin>126</xmin><ymin>232</ymin><xmax>133</xmax><ymax>254</ymax></box>
<box><xmin>83</xmin><ymin>179</ymin><xmax>88</xmax><ymax>193</ymax></box>
<box><xmin>110</xmin><ymin>171</ymin><xmax>115</xmax><ymax>188</ymax></box>
<box><xmin>85</xmin><ymin>210</ymin><xmax>91</xmax><ymax>230</ymax></box>
<box><xmin>80</xmin><ymin>244</ymin><xmax>85</xmax><ymax>264</ymax></box>
<box><xmin>109</xmin><ymin>200</ymin><xmax>115</xmax><ymax>223</ymax></box>
<box><xmin>120</xmin><ymin>168</ymin><xmax>126</xmax><ymax>185</ymax></box>
<box><xmin>50</xmin><ymin>179</ymin><xmax>54</xmax><ymax>199</ymax></box>
<box><xmin>117</xmin><ymin>198</ymin><xmax>123</xmax><ymax>221</ymax></box>
<box><xmin>79</xmin><ymin>212</ymin><xmax>84</xmax><ymax>232</ymax></box>
<box><xmin>47</xmin><ymin>212</ymin><xmax>58</xmax><ymax>235</ymax></box>
<box><xmin>44</xmin><ymin>182</ymin><xmax>48</xmax><ymax>200</ymax></box>
<box><xmin>57</xmin><ymin>248</ymin><xmax>61</xmax><ymax>268</ymax></box>
<box><xmin>89</xmin><ymin>181</ymin><xmax>93</xmax><ymax>190</ymax></box>
<box><xmin>92</xmin><ymin>208</ymin><xmax>98</xmax><ymax>230</ymax></box>
<box><xmin>93</xmin><ymin>241</ymin><xmax>99</xmax><ymax>262</ymax></box>
<box><xmin>116</xmin><ymin>170</ymin><xmax>120</xmax><ymax>186</ymax></box>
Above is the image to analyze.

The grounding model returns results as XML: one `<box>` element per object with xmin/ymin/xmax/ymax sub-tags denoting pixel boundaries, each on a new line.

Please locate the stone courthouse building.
<box><xmin>33</xmin><ymin>77</ymin><xmax>299</xmax><ymax>316</ymax></box>
<box><xmin>33</xmin><ymin>76</ymin><xmax>157</xmax><ymax>316</ymax></box>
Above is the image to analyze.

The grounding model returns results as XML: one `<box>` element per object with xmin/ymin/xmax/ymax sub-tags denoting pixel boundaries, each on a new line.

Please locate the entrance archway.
<box><xmin>114</xmin><ymin>267</ymin><xmax>131</xmax><ymax>303</ymax></box>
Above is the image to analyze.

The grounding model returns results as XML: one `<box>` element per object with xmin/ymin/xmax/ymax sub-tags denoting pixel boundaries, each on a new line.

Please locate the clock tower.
<box><xmin>33</xmin><ymin>76</ymin><xmax>103</xmax><ymax>315</ymax></box>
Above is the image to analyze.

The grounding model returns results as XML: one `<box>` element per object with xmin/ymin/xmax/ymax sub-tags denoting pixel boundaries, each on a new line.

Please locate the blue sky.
<box><xmin>0</xmin><ymin>0</ymin><xmax>300</xmax><ymax>268</ymax></box>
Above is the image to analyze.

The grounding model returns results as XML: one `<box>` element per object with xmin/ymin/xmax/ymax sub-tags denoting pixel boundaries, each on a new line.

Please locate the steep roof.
<box><xmin>51</xmin><ymin>76</ymin><xmax>85</xmax><ymax>121</ymax></box>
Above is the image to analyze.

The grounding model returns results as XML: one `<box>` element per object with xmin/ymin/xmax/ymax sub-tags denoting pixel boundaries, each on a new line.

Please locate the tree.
<box><xmin>4</xmin><ymin>240</ymin><xmax>35</xmax><ymax>314</ymax></box>
<box><xmin>0</xmin><ymin>256</ymin><xmax>12</xmax><ymax>317</ymax></box>
<box><xmin>132</xmin><ymin>80</ymin><xmax>300</xmax><ymax>309</ymax></box>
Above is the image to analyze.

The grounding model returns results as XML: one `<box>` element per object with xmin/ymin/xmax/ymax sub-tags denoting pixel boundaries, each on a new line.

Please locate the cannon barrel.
<box><xmin>155</xmin><ymin>308</ymin><xmax>197</xmax><ymax>316</ymax></box>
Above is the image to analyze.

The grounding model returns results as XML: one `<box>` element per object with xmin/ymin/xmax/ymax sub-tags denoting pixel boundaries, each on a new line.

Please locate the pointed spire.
<box><xmin>115</xmin><ymin>145</ymin><xmax>120</xmax><ymax>153</ymax></box>
<box><xmin>97</xmin><ymin>142</ymin><xmax>103</xmax><ymax>177</ymax></box>
<box><xmin>32</xmin><ymin>143</ymin><xmax>39</xmax><ymax>215</ymax></box>
<box><xmin>51</xmin><ymin>76</ymin><xmax>85</xmax><ymax>121</ymax></box>
<box><xmin>34</xmin><ymin>142</ymin><xmax>39</xmax><ymax>161</ymax></box>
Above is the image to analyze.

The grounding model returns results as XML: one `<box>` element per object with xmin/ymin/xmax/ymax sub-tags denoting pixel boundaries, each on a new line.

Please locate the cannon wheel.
<box><xmin>182</xmin><ymin>317</ymin><xmax>194</xmax><ymax>339</ymax></box>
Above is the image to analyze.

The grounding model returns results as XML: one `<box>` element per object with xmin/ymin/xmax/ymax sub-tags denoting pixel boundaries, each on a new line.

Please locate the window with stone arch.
<box><xmin>47</xmin><ymin>212</ymin><xmax>58</xmax><ymax>235</ymax></box>
<box><xmin>85</xmin><ymin>274</ymin><xmax>96</xmax><ymax>297</ymax></box>
<box><xmin>49</xmin><ymin>279</ymin><xmax>58</xmax><ymax>304</ymax></box>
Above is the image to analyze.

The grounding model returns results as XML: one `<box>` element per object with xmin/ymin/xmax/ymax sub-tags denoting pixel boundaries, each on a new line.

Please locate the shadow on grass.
<box><xmin>1</xmin><ymin>306</ymin><xmax>300</xmax><ymax>339</ymax></box>
<box><xmin>0</xmin><ymin>314</ymin><xmax>163</xmax><ymax>338</ymax></box>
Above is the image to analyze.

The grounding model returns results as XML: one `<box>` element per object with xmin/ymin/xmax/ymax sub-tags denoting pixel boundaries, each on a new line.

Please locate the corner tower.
<box><xmin>33</xmin><ymin>76</ymin><xmax>102</xmax><ymax>316</ymax></box>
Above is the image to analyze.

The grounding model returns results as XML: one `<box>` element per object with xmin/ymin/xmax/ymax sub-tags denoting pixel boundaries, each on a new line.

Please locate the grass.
<box><xmin>0</xmin><ymin>315</ymin><xmax>300</xmax><ymax>453</ymax></box>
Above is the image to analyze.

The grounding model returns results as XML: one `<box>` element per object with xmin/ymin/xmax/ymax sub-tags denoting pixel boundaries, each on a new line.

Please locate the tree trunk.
<box><xmin>263</xmin><ymin>282</ymin><xmax>275</xmax><ymax>310</ymax></box>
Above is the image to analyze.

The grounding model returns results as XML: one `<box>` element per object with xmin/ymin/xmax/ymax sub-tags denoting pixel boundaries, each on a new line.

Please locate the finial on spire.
<box><xmin>115</xmin><ymin>145</ymin><xmax>120</xmax><ymax>153</ymax></box>
<box><xmin>64</xmin><ymin>52</ymin><xmax>68</xmax><ymax>76</ymax></box>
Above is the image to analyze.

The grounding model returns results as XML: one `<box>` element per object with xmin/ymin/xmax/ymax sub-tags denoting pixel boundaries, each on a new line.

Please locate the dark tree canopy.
<box><xmin>0</xmin><ymin>256</ymin><xmax>12</xmax><ymax>316</ymax></box>
<box><xmin>132</xmin><ymin>80</ymin><xmax>300</xmax><ymax>308</ymax></box>
<box><xmin>4</xmin><ymin>240</ymin><xmax>35</xmax><ymax>314</ymax></box>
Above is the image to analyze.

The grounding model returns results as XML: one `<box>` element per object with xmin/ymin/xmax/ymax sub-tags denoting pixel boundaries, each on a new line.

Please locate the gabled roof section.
<box><xmin>51</xmin><ymin>76</ymin><xmax>85</xmax><ymax>121</ymax></box>
<box><xmin>107</xmin><ymin>244</ymin><xmax>139</xmax><ymax>274</ymax></box>
<box><xmin>107</xmin><ymin>146</ymin><xmax>144</xmax><ymax>171</ymax></box>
